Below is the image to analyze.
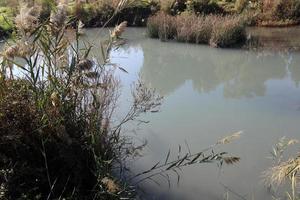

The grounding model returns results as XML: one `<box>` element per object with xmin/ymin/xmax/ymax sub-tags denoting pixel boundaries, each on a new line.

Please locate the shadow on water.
<box><xmin>246</xmin><ymin>26</ymin><xmax>300</xmax><ymax>51</ymax></box>
<box><xmin>141</xmin><ymin>42</ymin><xmax>287</xmax><ymax>98</ymax></box>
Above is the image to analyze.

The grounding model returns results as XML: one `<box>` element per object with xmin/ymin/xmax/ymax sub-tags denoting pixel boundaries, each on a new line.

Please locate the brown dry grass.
<box><xmin>147</xmin><ymin>12</ymin><xmax>246</xmax><ymax>47</ymax></box>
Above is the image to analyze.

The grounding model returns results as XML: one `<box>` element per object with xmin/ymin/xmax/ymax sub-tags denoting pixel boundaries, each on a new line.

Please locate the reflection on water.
<box><xmin>140</xmin><ymin>41</ymin><xmax>293</xmax><ymax>98</ymax></box>
<box><xmin>95</xmin><ymin>28</ymin><xmax>300</xmax><ymax>200</ymax></box>
<box><xmin>247</xmin><ymin>26</ymin><xmax>300</xmax><ymax>51</ymax></box>
<box><xmin>93</xmin><ymin>28</ymin><xmax>300</xmax><ymax>200</ymax></box>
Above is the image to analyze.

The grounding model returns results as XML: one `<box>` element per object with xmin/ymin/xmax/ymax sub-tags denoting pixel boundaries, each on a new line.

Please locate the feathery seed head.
<box><xmin>111</xmin><ymin>21</ymin><xmax>127</xmax><ymax>38</ymax></box>
<box><xmin>15</xmin><ymin>3</ymin><xmax>40</xmax><ymax>34</ymax></box>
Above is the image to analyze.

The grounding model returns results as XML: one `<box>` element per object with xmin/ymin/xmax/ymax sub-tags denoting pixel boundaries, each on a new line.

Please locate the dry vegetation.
<box><xmin>264</xmin><ymin>137</ymin><xmax>300</xmax><ymax>200</ymax></box>
<box><xmin>0</xmin><ymin>1</ymin><xmax>162</xmax><ymax>199</ymax></box>
<box><xmin>147</xmin><ymin>11</ymin><xmax>246</xmax><ymax>48</ymax></box>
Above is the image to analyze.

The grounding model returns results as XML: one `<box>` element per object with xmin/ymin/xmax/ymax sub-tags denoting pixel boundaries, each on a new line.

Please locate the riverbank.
<box><xmin>0</xmin><ymin>0</ymin><xmax>300</xmax><ymax>37</ymax></box>
<box><xmin>1</xmin><ymin>0</ymin><xmax>299</xmax><ymax>49</ymax></box>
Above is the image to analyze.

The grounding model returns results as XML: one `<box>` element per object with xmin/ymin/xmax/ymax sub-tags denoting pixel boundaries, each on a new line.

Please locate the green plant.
<box><xmin>0</xmin><ymin>7</ymin><xmax>14</xmax><ymax>35</ymax></box>
<box><xmin>234</xmin><ymin>0</ymin><xmax>248</xmax><ymax>13</ymax></box>
<box><xmin>188</xmin><ymin>0</ymin><xmax>225</xmax><ymax>15</ymax></box>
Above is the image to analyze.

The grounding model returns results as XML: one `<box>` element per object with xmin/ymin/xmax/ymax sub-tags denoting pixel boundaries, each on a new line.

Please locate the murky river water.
<box><xmin>83</xmin><ymin>28</ymin><xmax>300</xmax><ymax>200</ymax></box>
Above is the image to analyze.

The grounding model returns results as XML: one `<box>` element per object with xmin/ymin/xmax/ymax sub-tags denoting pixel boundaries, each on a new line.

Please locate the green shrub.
<box><xmin>0</xmin><ymin>7</ymin><xmax>14</xmax><ymax>34</ymax></box>
<box><xmin>188</xmin><ymin>0</ymin><xmax>225</xmax><ymax>15</ymax></box>
<box><xmin>234</xmin><ymin>0</ymin><xmax>248</xmax><ymax>13</ymax></box>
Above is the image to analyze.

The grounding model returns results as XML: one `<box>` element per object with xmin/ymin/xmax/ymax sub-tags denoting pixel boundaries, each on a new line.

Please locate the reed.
<box><xmin>0</xmin><ymin>1</ymin><xmax>162</xmax><ymax>199</ymax></box>
<box><xmin>210</xmin><ymin>15</ymin><xmax>246</xmax><ymax>47</ymax></box>
<box><xmin>263</xmin><ymin>137</ymin><xmax>300</xmax><ymax>200</ymax></box>
<box><xmin>147</xmin><ymin>12</ymin><xmax>246</xmax><ymax>47</ymax></box>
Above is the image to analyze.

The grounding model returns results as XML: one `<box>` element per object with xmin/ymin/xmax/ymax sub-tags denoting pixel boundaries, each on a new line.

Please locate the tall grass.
<box><xmin>147</xmin><ymin>12</ymin><xmax>246</xmax><ymax>48</ymax></box>
<box><xmin>0</xmin><ymin>1</ymin><xmax>162</xmax><ymax>199</ymax></box>
<box><xmin>263</xmin><ymin>137</ymin><xmax>300</xmax><ymax>200</ymax></box>
<box><xmin>210</xmin><ymin>15</ymin><xmax>246</xmax><ymax>47</ymax></box>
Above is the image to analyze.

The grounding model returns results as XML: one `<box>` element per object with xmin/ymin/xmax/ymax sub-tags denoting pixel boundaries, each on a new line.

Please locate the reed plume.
<box><xmin>15</xmin><ymin>3</ymin><xmax>41</xmax><ymax>34</ymax></box>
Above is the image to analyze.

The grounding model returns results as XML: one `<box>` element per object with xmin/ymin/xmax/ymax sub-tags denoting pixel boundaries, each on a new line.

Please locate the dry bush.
<box><xmin>192</xmin><ymin>14</ymin><xmax>217</xmax><ymax>43</ymax></box>
<box><xmin>147</xmin><ymin>11</ymin><xmax>175</xmax><ymax>40</ymax></box>
<box><xmin>210</xmin><ymin>15</ymin><xmax>246</xmax><ymax>48</ymax></box>
<box><xmin>174</xmin><ymin>12</ymin><xmax>197</xmax><ymax>42</ymax></box>
<box><xmin>263</xmin><ymin>137</ymin><xmax>300</xmax><ymax>200</ymax></box>
<box><xmin>262</xmin><ymin>0</ymin><xmax>300</xmax><ymax>22</ymax></box>
<box><xmin>147</xmin><ymin>12</ymin><xmax>246</xmax><ymax>47</ymax></box>
<box><xmin>175</xmin><ymin>13</ymin><xmax>216</xmax><ymax>44</ymax></box>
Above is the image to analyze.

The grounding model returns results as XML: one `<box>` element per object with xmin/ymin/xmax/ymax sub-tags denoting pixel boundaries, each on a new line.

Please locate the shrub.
<box><xmin>193</xmin><ymin>14</ymin><xmax>217</xmax><ymax>43</ymax></box>
<box><xmin>147</xmin><ymin>11</ymin><xmax>175</xmax><ymax>41</ymax></box>
<box><xmin>234</xmin><ymin>0</ymin><xmax>248</xmax><ymax>13</ymax></box>
<box><xmin>210</xmin><ymin>15</ymin><xmax>246</xmax><ymax>48</ymax></box>
<box><xmin>174</xmin><ymin>13</ymin><xmax>216</xmax><ymax>43</ymax></box>
<box><xmin>147</xmin><ymin>14</ymin><xmax>160</xmax><ymax>38</ymax></box>
<box><xmin>36</xmin><ymin>0</ymin><xmax>56</xmax><ymax>21</ymax></box>
<box><xmin>71</xmin><ymin>1</ymin><xmax>114</xmax><ymax>26</ymax></box>
<box><xmin>262</xmin><ymin>0</ymin><xmax>300</xmax><ymax>22</ymax></box>
<box><xmin>189</xmin><ymin>0</ymin><xmax>225</xmax><ymax>15</ymax></box>
<box><xmin>174</xmin><ymin>12</ymin><xmax>197</xmax><ymax>42</ymax></box>
<box><xmin>0</xmin><ymin>7</ymin><xmax>14</xmax><ymax>36</ymax></box>
<box><xmin>160</xmin><ymin>0</ymin><xmax>186</xmax><ymax>15</ymax></box>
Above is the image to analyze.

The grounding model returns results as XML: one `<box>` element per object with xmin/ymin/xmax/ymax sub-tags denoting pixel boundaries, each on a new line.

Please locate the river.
<box><xmin>83</xmin><ymin>27</ymin><xmax>300</xmax><ymax>200</ymax></box>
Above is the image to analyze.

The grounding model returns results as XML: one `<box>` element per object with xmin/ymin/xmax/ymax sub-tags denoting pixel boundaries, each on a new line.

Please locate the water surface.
<box><xmin>83</xmin><ymin>28</ymin><xmax>300</xmax><ymax>200</ymax></box>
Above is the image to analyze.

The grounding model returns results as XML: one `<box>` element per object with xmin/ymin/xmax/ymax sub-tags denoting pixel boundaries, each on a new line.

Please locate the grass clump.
<box><xmin>147</xmin><ymin>12</ymin><xmax>246</xmax><ymax>48</ymax></box>
<box><xmin>209</xmin><ymin>15</ymin><xmax>246</xmax><ymax>47</ymax></box>
<box><xmin>147</xmin><ymin>11</ymin><xmax>175</xmax><ymax>40</ymax></box>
